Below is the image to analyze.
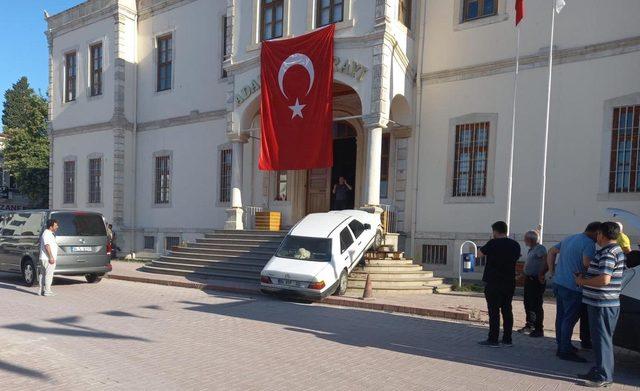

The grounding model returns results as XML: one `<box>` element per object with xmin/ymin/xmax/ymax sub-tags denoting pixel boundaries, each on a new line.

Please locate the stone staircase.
<box><xmin>140</xmin><ymin>230</ymin><xmax>286</xmax><ymax>281</ymax></box>
<box><xmin>345</xmin><ymin>249</ymin><xmax>452</xmax><ymax>297</ymax></box>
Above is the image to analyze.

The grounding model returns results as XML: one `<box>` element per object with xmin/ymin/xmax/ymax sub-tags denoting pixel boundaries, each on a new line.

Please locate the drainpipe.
<box><xmin>130</xmin><ymin>14</ymin><xmax>139</xmax><ymax>255</ymax></box>
<box><xmin>410</xmin><ymin>0</ymin><xmax>428</xmax><ymax>259</ymax></box>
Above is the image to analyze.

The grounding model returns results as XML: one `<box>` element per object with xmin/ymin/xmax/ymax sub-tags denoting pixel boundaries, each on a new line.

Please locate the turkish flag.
<box><xmin>515</xmin><ymin>0</ymin><xmax>525</xmax><ymax>25</ymax></box>
<box><xmin>259</xmin><ymin>25</ymin><xmax>335</xmax><ymax>170</ymax></box>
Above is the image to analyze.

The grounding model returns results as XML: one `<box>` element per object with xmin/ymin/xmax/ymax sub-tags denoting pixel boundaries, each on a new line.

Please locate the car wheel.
<box><xmin>22</xmin><ymin>259</ymin><xmax>37</xmax><ymax>287</ymax></box>
<box><xmin>85</xmin><ymin>273</ymin><xmax>103</xmax><ymax>284</ymax></box>
<box><xmin>334</xmin><ymin>270</ymin><xmax>348</xmax><ymax>296</ymax></box>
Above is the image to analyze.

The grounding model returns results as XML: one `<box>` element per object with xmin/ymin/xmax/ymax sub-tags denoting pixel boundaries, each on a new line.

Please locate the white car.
<box><xmin>260</xmin><ymin>210</ymin><xmax>382</xmax><ymax>299</ymax></box>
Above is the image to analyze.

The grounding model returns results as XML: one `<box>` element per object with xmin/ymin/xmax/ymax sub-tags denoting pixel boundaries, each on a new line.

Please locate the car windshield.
<box><xmin>51</xmin><ymin>212</ymin><xmax>106</xmax><ymax>237</ymax></box>
<box><xmin>276</xmin><ymin>235</ymin><xmax>332</xmax><ymax>262</ymax></box>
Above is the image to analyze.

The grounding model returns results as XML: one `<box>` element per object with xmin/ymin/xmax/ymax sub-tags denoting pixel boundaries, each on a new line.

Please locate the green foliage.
<box><xmin>1</xmin><ymin>77</ymin><xmax>49</xmax><ymax>205</ymax></box>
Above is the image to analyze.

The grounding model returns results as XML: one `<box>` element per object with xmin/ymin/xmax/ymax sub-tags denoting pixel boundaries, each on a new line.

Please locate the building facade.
<box><xmin>47</xmin><ymin>0</ymin><xmax>640</xmax><ymax>278</ymax></box>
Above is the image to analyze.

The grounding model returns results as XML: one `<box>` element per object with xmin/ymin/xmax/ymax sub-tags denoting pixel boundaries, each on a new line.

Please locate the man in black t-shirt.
<box><xmin>477</xmin><ymin>221</ymin><xmax>521</xmax><ymax>347</ymax></box>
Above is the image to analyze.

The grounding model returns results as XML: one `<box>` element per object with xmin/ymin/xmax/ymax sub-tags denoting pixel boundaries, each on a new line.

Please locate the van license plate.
<box><xmin>71</xmin><ymin>246</ymin><xmax>92</xmax><ymax>253</ymax></box>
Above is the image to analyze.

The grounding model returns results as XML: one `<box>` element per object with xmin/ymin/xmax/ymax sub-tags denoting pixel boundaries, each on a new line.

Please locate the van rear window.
<box><xmin>51</xmin><ymin>213</ymin><xmax>106</xmax><ymax>237</ymax></box>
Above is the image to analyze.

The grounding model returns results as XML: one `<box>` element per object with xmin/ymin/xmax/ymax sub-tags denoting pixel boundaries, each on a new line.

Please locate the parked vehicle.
<box><xmin>0</xmin><ymin>210</ymin><xmax>112</xmax><ymax>286</ymax></box>
<box><xmin>615</xmin><ymin>265</ymin><xmax>640</xmax><ymax>352</ymax></box>
<box><xmin>260</xmin><ymin>210</ymin><xmax>382</xmax><ymax>298</ymax></box>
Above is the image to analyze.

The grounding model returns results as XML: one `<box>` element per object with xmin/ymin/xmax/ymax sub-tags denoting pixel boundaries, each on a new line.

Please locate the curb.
<box><xmin>107</xmin><ymin>273</ymin><xmax>473</xmax><ymax>322</ymax></box>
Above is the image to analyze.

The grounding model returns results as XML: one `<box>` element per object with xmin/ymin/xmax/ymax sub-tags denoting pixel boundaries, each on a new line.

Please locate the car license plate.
<box><xmin>280</xmin><ymin>279</ymin><xmax>300</xmax><ymax>287</ymax></box>
<box><xmin>71</xmin><ymin>246</ymin><xmax>92</xmax><ymax>253</ymax></box>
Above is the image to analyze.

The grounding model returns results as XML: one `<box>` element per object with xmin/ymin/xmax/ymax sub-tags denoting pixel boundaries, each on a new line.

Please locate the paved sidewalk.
<box><xmin>110</xmin><ymin>261</ymin><xmax>564</xmax><ymax>333</ymax></box>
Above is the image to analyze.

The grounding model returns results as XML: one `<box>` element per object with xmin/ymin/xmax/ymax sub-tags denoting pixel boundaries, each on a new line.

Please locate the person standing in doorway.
<box><xmin>575</xmin><ymin>222</ymin><xmax>626</xmax><ymax>388</ymax></box>
<box><xmin>332</xmin><ymin>176</ymin><xmax>352</xmax><ymax>210</ymax></box>
<box><xmin>545</xmin><ymin>222</ymin><xmax>600</xmax><ymax>362</ymax></box>
<box><xmin>39</xmin><ymin>219</ymin><xmax>59</xmax><ymax>297</ymax></box>
<box><xmin>108</xmin><ymin>224</ymin><xmax>118</xmax><ymax>259</ymax></box>
<box><xmin>477</xmin><ymin>221</ymin><xmax>521</xmax><ymax>347</ymax></box>
<box><xmin>518</xmin><ymin>230</ymin><xmax>547</xmax><ymax>337</ymax></box>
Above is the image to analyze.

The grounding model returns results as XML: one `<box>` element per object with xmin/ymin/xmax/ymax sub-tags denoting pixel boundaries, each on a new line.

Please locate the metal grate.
<box><xmin>609</xmin><ymin>105</ymin><xmax>640</xmax><ymax>193</ymax></box>
<box><xmin>65</xmin><ymin>52</ymin><xmax>76</xmax><ymax>102</ymax></box>
<box><xmin>453</xmin><ymin>122</ymin><xmax>489</xmax><ymax>197</ymax></box>
<box><xmin>144</xmin><ymin>236</ymin><xmax>155</xmax><ymax>250</ymax></box>
<box><xmin>219</xmin><ymin>149</ymin><xmax>232</xmax><ymax>203</ymax></box>
<box><xmin>243</xmin><ymin>206</ymin><xmax>264</xmax><ymax>229</ymax></box>
<box><xmin>88</xmin><ymin>158</ymin><xmax>101</xmax><ymax>203</ymax></box>
<box><xmin>165</xmin><ymin>236</ymin><xmax>180</xmax><ymax>251</ymax></box>
<box><xmin>63</xmin><ymin>160</ymin><xmax>75</xmax><ymax>204</ymax></box>
<box><xmin>422</xmin><ymin>244</ymin><xmax>448</xmax><ymax>265</ymax></box>
<box><xmin>154</xmin><ymin>155</ymin><xmax>171</xmax><ymax>204</ymax></box>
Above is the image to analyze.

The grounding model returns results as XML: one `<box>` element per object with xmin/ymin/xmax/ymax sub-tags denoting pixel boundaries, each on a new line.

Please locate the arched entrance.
<box><xmin>303</xmin><ymin>81</ymin><xmax>363</xmax><ymax>215</ymax></box>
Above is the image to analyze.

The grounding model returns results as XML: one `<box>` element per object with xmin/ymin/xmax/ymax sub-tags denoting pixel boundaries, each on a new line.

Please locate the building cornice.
<box><xmin>46</xmin><ymin>0</ymin><xmax>136</xmax><ymax>38</ymax></box>
<box><xmin>422</xmin><ymin>35</ymin><xmax>640</xmax><ymax>85</ymax></box>
<box><xmin>51</xmin><ymin>109</ymin><xmax>226</xmax><ymax>137</ymax></box>
<box><xmin>137</xmin><ymin>0</ymin><xmax>198</xmax><ymax>21</ymax></box>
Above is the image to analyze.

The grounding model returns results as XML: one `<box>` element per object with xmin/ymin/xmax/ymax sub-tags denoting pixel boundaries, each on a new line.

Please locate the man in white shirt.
<box><xmin>39</xmin><ymin>219</ymin><xmax>59</xmax><ymax>296</ymax></box>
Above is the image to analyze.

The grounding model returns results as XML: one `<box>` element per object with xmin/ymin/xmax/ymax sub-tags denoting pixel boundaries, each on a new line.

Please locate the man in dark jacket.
<box><xmin>477</xmin><ymin>221</ymin><xmax>521</xmax><ymax>347</ymax></box>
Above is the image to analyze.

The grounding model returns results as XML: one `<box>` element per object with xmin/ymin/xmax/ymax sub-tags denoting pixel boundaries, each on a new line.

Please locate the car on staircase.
<box><xmin>260</xmin><ymin>210</ymin><xmax>382</xmax><ymax>299</ymax></box>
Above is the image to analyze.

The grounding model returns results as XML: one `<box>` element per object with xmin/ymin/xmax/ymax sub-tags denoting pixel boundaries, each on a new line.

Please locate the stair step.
<box><xmin>142</xmin><ymin>265</ymin><xmax>260</xmax><ymax>283</ymax></box>
<box><xmin>189</xmin><ymin>242</ymin><xmax>280</xmax><ymax>251</ymax></box>
<box><xmin>434</xmin><ymin>284</ymin><xmax>453</xmax><ymax>294</ymax></box>
<box><xmin>150</xmin><ymin>260</ymin><xmax>263</xmax><ymax>274</ymax></box>
<box><xmin>363</xmin><ymin>259</ymin><xmax>415</xmax><ymax>266</ymax></box>
<box><xmin>355</xmin><ymin>265</ymin><xmax>425</xmax><ymax>273</ymax></box>
<box><xmin>161</xmin><ymin>255</ymin><xmax>269</xmax><ymax>268</ymax></box>
<box><xmin>210</xmin><ymin>230</ymin><xmax>287</xmax><ymax>237</ymax></box>
<box><xmin>344</xmin><ymin>286</ymin><xmax>436</xmax><ymax>296</ymax></box>
<box><xmin>347</xmin><ymin>278</ymin><xmax>443</xmax><ymax>288</ymax></box>
<box><xmin>196</xmin><ymin>238</ymin><xmax>282</xmax><ymax>247</ymax></box>
<box><xmin>182</xmin><ymin>245</ymin><xmax>276</xmax><ymax>256</ymax></box>
<box><xmin>348</xmin><ymin>272</ymin><xmax>436</xmax><ymax>281</ymax></box>
<box><xmin>165</xmin><ymin>250</ymin><xmax>271</xmax><ymax>262</ymax></box>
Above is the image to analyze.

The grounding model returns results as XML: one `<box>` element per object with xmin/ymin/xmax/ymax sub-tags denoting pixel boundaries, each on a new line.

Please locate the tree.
<box><xmin>1</xmin><ymin>77</ymin><xmax>49</xmax><ymax>205</ymax></box>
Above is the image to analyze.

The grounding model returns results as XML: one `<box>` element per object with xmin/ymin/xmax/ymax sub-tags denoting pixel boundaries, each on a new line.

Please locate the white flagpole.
<box><xmin>539</xmin><ymin>0</ymin><xmax>557</xmax><ymax>244</ymax></box>
<box><xmin>505</xmin><ymin>26</ymin><xmax>520</xmax><ymax>237</ymax></box>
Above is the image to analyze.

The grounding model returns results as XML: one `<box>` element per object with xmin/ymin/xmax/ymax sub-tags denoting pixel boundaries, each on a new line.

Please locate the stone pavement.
<box><xmin>110</xmin><ymin>261</ymin><xmax>559</xmax><ymax>333</ymax></box>
<box><xmin>0</xmin><ymin>272</ymin><xmax>638</xmax><ymax>390</ymax></box>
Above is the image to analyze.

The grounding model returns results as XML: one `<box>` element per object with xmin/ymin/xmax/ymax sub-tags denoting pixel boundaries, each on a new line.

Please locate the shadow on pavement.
<box><xmin>179</xmin><ymin>294</ymin><xmax>640</xmax><ymax>388</ymax></box>
<box><xmin>3</xmin><ymin>322</ymin><xmax>151</xmax><ymax>342</ymax></box>
<box><xmin>0</xmin><ymin>359</ymin><xmax>50</xmax><ymax>381</ymax></box>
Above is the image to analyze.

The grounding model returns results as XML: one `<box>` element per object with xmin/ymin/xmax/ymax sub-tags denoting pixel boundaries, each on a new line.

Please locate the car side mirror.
<box><xmin>363</xmin><ymin>223</ymin><xmax>371</xmax><ymax>230</ymax></box>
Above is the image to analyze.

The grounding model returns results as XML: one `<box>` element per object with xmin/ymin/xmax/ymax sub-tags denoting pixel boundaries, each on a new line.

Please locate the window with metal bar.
<box><xmin>157</xmin><ymin>34</ymin><xmax>173</xmax><ymax>91</ymax></box>
<box><xmin>65</xmin><ymin>52</ymin><xmax>77</xmax><ymax>102</ymax></box>
<box><xmin>462</xmin><ymin>0</ymin><xmax>497</xmax><ymax>22</ymax></box>
<box><xmin>154</xmin><ymin>155</ymin><xmax>171</xmax><ymax>204</ymax></box>
<box><xmin>453</xmin><ymin>122</ymin><xmax>489</xmax><ymax>197</ymax></box>
<box><xmin>219</xmin><ymin>148</ymin><xmax>232</xmax><ymax>203</ymax></box>
<box><xmin>380</xmin><ymin>133</ymin><xmax>391</xmax><ymax>198</ymax></box>
<box><xmin>63</xmin><ymin>160</ymin><xmax>75</xmax><ymax>204</ymax></box>
<box><xmin>144</xmin><ymin>236</ymin><xmax>155</xmax><ymax>250</ymax></box>
<box><xmin>165</xmin><ymin>236</ymin><xmax>180</xmax><ymax>251</ymax></box>
<box><xmin>609</xmin><ymin>105</ymin><xmax>640</xmax><ymax>193</ymax></box>
<box><xmin>398</xmin><ymin>0</ymin><xmax>412</xmax><ymax>28</ymax></box>
<box><xmin>222</xmin><ymin>16</ymin><xmax>229</xmax><ymax>78</ymax></box>
<box><xmin>275</xmin><ymin>171</ymin><xmax>287</xmax><ymax>201</ymax></box>
<box><xmin>422</xmin><ymin>244</ymin><xmax>447</xmax><ymax>265</ymax></box>
<box><xmin>90</xmin><ymin>43</ymin><xmax>102</xmax><ymax>96</ymax></box>
<box><xmin>316</xmin><ymin>0</ymin><xmax>344</xmax><ymax>27</ymax></box>
<box><xmin>261</xmin><ymin>0</ymin><xmax>284</xmax><ymax>41</ymax></box>
<box><xmin>88</xmin><ymin>158</ymin><xmax>102</xmax><ymax>204</ymax></box>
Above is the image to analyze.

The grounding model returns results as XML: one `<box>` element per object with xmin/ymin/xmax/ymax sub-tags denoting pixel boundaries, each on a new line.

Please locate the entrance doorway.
<box><xmin>305</xmin><ymin>121</ymin><xmax>358</xmax><ymax>214</ymax></box>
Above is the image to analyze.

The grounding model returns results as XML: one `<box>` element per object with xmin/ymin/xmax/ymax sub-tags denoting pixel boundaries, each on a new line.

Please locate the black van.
<box><xmin>0</xmin><ymin>210</ymin><xmax>112</xmax><ymax>286</ymax></box>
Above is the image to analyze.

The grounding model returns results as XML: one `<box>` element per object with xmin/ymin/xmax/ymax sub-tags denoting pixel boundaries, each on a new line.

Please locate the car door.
<box><xmin>338</xmin><ymin>226</ymin><xmax>356</xmax><ymax>271</ymax></box>
<box><xmin>348</xmin><ymin>219</ymin><xmax>369</xmax><ymax>258</ymax></box>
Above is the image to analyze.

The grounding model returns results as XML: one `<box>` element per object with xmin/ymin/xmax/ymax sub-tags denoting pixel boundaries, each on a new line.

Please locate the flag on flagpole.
<box><xmin>515</xmin><ymin>0</ymin><xmax>525</xmax><ymax>25</ymax></box>
<box><xmin>555</xmin><ymin>0</ymin><xmax>566</xmax><ymax>13</ymax></box>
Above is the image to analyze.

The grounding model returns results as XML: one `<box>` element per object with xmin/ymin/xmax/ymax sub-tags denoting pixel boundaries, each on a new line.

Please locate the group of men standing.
<box><xmin>477</xmin><ymin>220</ymin><xmax>629</xmax><ymax>388</ymax></box>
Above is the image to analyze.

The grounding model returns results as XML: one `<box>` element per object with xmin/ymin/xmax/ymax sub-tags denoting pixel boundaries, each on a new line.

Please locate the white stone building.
<box><xmin>46</xmin><ymin>0</ymin><xmax>640</xmax><ymax>278</ymax></box>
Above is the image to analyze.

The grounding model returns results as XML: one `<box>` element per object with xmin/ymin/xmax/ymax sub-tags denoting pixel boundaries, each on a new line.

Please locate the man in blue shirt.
<box><xmin>575</xmin><ymin>222</ymin><xmax>626</xmax><ymax>388</ymax></box>
<box><xmin>545</xmin><ymin>222</ymin><xmax>600</xmax><ymax>362</ymax></box>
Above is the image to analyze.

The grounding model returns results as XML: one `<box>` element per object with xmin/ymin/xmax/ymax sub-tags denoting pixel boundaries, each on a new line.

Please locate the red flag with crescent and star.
<box><xmin>259</xmin><ymin>24</ymin><xmax>335</xmax><ymax>170</ymax></box>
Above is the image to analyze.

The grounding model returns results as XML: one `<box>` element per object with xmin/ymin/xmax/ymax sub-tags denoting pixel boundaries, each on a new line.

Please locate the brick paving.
<box><xmin>0</xmin><ymin>272</ymin><xmax>638</xmax><ymax>390</ymax></box>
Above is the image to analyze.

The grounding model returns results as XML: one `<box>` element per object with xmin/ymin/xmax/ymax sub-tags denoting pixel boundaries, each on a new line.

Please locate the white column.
<box><xmin>231</xmin><ymin>140</ymin><xmax>243</xmax><ymax>208</ymax></box>
<box><xmin>365</xmin><ymin>125</ymin><xmax>383</xmax><ymax>207</ymax></box>
<box><xmin>225</xmin><ymin>139</ymin><xmax>245</xmax><ymax>230</ymax></box>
